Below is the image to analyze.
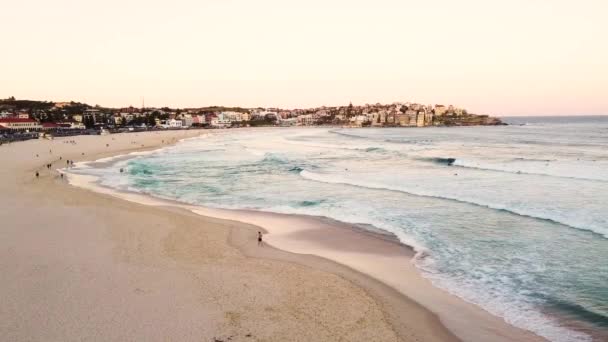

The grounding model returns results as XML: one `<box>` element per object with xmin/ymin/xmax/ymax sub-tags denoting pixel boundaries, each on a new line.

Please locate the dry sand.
<box><xmin>0</xmin><ymin>130</ymin><xmax>543</xmax><ymax>341</ymax></box>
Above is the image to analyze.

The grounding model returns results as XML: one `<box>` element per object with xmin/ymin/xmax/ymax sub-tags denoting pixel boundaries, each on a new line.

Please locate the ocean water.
<box><xmin>72</xmin><ymin>116</ymin><xmax>608</xmax><ymax>341</ymax></box>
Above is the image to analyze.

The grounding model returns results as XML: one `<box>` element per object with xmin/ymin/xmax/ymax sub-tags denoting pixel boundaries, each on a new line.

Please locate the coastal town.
<box><xmin>0</xmin><ymin>97</ymin><xmax>503</xmax><ymax>142</ymax></box>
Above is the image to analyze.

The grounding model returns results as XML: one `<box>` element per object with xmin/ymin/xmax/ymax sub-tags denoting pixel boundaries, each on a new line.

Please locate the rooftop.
<box><xmin>0</xmin><ymin>118</ymin><xmax>37</xmax><ymax>123</ymax></box>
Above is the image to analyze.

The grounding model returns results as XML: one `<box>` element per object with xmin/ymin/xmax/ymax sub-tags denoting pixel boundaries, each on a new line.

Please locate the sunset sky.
<box><xmin>1</xmin><ymin>0</ymin><xmax>606</xmax><ymax>115</ymax></box>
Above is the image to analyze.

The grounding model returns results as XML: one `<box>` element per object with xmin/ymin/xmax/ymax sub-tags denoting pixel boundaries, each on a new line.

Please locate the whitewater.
<box><xmin>69</xmin><ymin>116</ymin><xmax>608</xmax><ymax>341</ymax></box>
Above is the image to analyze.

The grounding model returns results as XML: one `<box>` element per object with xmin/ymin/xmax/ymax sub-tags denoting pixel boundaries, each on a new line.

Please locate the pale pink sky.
<box><xmin>1</xmin><ymin>0</ymin><xmax>606</xmax><ymax>115</ymax></box>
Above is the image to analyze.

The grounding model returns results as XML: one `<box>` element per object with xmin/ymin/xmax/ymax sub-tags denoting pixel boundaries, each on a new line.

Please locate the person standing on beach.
<box><xmin>257</xmin><ymin>231</ymin><xmax>263</xmax><ymax>247</ymax></box>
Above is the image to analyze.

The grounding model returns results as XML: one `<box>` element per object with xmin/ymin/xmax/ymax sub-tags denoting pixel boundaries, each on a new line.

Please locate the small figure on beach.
<box><xmin>35</xmin><ymin>171</ymin><xmax>39</xmax><ymax>178</ymax></box>
<box><xmin>257</xmin><ymin>231</ymin><xmax>263</xmax><ymax>246</ymax></box>
<box><xmin>60</xmin><ymin>173</ymin><xmax>64</xmax><ymax>179</ymax></box>
<box><xmin>120</xmin><ymin>168</ymin><xmax>124</xmax><ymax>173</ymax></box>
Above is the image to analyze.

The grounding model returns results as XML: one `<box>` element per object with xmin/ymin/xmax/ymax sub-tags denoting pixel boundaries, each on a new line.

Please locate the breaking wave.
<box><xmin>299</xmin><ymin>170</ymin><xmax>608</xmax><ymax>238</ymax></box>
<box><xmin>418</xmin><ymin>157</ymin><xmax>608</xmax><ymax>182</ymax></box>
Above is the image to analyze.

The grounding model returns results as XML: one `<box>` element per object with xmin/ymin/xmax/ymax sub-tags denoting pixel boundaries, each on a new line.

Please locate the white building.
<box><xmin>0</xmin><ymin>118</ymin><xmax>42</xmax><ymax>131</ymax></box>
<box><xmin>181</xmin><ymin>115</ymin><xmax>194</xmax><ymax>127</ymax></box>
<box><xmin>297</xmin><ymin>114</ymin><xmax>314</xmax><ymax>126</ymax></box>
<box><xmin>210</xmin><ymin>117</ymin><xmax>232</xmax><ymax>128</ymax></box>
<box><xmin>221</xmin><ymin>111</ymin><xmax>243</xmax><ymax>122</ymax></box>
<box><xmin>350</xmin><ymin>115</ymin><xmax>369</xmax><ymax>127</ymax></box>
<box><xmin>83</xmin><ymin>109</ymin><xmax>105</xmax><ymax>123</ymax></box>
<box><xmin>166</xmin><ymin>119</ymin><xmax>183</xmax><ymax>128</ymax></box>
<box><xmin>69</xmin><ymin>122</ymin><xmax>86</xmax><ymax>129</ymax></box>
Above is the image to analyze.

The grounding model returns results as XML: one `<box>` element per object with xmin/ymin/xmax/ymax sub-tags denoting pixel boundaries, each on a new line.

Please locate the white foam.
<box><xmin>299</xmin><ymin>170</ymin><xmax>608</xmax><ymax>238</ymax></box>
<box><xmin>452</xmin><ymin>158</ymin><xmax>608</xmax><ymax>182</ymax></box>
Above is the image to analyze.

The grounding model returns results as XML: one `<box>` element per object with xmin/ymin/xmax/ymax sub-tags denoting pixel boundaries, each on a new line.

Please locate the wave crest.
<box><xmin>299</xmin><ymin>170</ymin><xmax>608</xmax><ymax>238</ymax></box>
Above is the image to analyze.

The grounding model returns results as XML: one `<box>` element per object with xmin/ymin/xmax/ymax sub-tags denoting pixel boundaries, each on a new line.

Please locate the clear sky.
<box><xmin>1</xmin><ymin>0</ymin><xmax>606</xmax><ymax>115</ymax></box>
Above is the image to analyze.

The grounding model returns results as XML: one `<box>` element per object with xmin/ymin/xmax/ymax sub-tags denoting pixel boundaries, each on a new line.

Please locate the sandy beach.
<box><xmin>1</xmin><ymin>130</ymin><xmax>543</xmax><ymax>341</ymax></box>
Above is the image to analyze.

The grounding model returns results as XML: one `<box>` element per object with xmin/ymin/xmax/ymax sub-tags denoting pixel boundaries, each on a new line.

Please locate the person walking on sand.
<box><xmin>257</xmin><ymin>231</ymin><xmax>263</xmax><ymax>246</ymax></box>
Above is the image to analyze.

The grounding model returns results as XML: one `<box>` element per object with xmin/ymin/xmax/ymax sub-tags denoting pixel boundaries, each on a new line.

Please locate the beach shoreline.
<box><xmin>64</xmin><ymin>131</ymin><xmax>545</xmax><ymax>341</ymax></box>
<box><xmin>1</xmin><ymin>130</ymin><xmax>543</xmax><ymax>341</ymax></box>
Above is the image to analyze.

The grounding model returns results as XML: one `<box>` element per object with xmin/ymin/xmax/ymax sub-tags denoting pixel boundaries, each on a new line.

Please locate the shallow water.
<box><xmin>73</xmin><ymin>116</ymin><xmax>608</xmax><ymax>341</ymax></box>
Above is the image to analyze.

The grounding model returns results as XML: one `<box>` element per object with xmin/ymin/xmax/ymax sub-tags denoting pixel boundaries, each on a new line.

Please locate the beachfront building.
<box><xmin>297</xmin><ymin>114</ymin><xmax>314</xmax><ymax>126</ymax></box>
<box><xmin>416</xmin><ymin>112</ymin><xmax>426</xmax><ymax>127</ymax></box>
<box><xmin>396</xmin><ymin>110</ymin><xmax>417</xmax><ymax>126</ymax></box>
<box><xmin>41</xmin><ymin>123</ymin><xmax>60</xmax><ymax>131</ymax></box>
<box><xmin>0</xmin><ymin>118</ymin><xmax>43</xmax><ymax>131</ymax></box>
<box><xmin>408</xmin><ymin>112</ymin><xmax>418</xmax><ymax>126</ymax></box>
<box><xmin>210</xmin><ymin>115</ymin><xmax>232</xmax><ymax>128</ymax></box>
<box><xmin>56</xmin><ymin>121</ymin><xmax>85</xmax><ymax>129</ymax></box>
<box><xmin>83</xmin><ymin>109</ymin><xmax>101</xmax><ymax>123</ymax></box>
<box><xmin>370</xmin><ymin>111</ymin><xmax>387</xmax><ymax>126</ymax></box>
<box><xmin>163</xmin><ymin>119</ymin><xmax>183</xmax><ymax>128</ymax></box>
<box><xmin>350</xmin><ymin>115</ymin><xmax>369</xmax><ymax>127</ymax></box>
<box><xmin>181</xmin><ymin>115</ymin><xmax>194</xmax><ymax>127</ymax></box>
<box><xmin>396</xmin><ymin>113</ymin><xmax>408</xmax><ymax>126</ymax></box>
<box><xmin>192</xmin><ymin>115</ymin><xmax>205</xmax><ymax>126</ymax></box>
<box><xmin>424</xmin><ymin>112</ymin><xmax>434</xmax><ymax>125</ymax></box>
<box><xmin>221</xmin><ymin>111</ymin><xmax>244</xmax><ymax>122</ymax></box>
<box><xmin>434</xmin><ymin>105</ymin><xmax>447</xmax><ymax>116</ymax></box>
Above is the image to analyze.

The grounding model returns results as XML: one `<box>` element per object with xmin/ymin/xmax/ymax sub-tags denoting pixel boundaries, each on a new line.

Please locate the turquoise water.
<box><xmin>75</xmin><ymin>117</ymin><xmax>608</xmax><ymax>341</ymax></box>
